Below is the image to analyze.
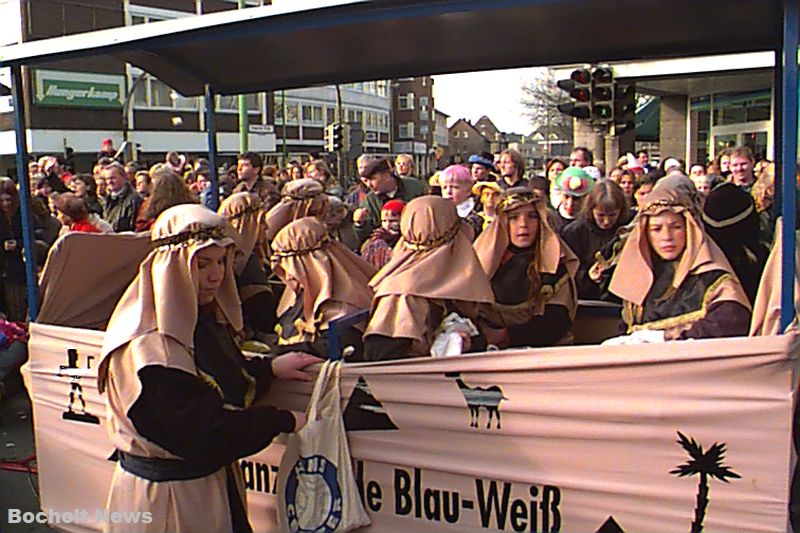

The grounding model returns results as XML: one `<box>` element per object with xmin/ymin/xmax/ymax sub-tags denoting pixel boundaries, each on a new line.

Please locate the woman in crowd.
<box><xmin>136</xmin><ymin>164</ymin><xmax>198</xmax><ymax>232</ymax></box>
<box><xmin>265</xmin><ymin>178</ymin><xmax>329</xmax><ymax>241</ymax></box>
<box><xmin>53</xmin><ymin>193</ymin><xmax>101</xmax><ymax>234</ymax></box>
<box><xmin>69</xmin><ymin>173</ymin><xmax>104</xmax><ymax>216</ymax></box>
<box><xmin>702</xmin><ymin>183</ymin><xmax>769</xmax><ymax>305</ymax></box>
<box><xmin>562</xmin><ymin>181</ymin><xmax>629</xmax><ymax>300</ymax></box>
<box><xmin>474</xmin><ymin>187</ymin><xmax>578</xmax><ymax>347</ymax></box>
<box><xmin>751</xmin><ymin>163</ymin><xmax>775</xmax><ymax>245</ymax></box>
<box><xmin>98</xmin><ymin>204</ymin><xmax>318</xmax><ymax>533</ymax></box>
<box><xmin>544</xmin><ymin>158</ymin><xmax>566</xmax><ymax>185</ymax></box>
<box><xmin>616</xmin><ymin>170</ymin><xmax>636</xmax><ymax>207</ymax></box>
<box><xmin>0</xmin><ymin>178</ymin><xmax>26</xmax><ymax>321</ymax></box>
<box><xmin>363</xmin><ymin>196</ymin><xmax>494</xmax><ymax>361</ymax></box>
<box><xmin>218</xmin><ymin>192</ymin><xmax>277</xmax><ymax>340</ymax></box>
<box><xmin>305</xmin><ymin>159</ymin><xmax>343</xmax><ymax>198</ymax></box>
<box><xmin>608</xmin><ymin>180</ymin><xmax>751</xmax><ymax>340</ymax></box>
<box><xmin>271</xmin><ymin>217</ymin><xmax>375</xmax><ymax>359</ymax></box>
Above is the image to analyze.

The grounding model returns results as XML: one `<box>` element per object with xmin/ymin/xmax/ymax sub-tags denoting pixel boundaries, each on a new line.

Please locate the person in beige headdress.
<box><xmin>271</xmin><ymin>216</ymin><xmax>376</xmax><ymax>360</ymax></box>
<box><xmin>473</xmin><ymin>187</ymin><xmax>578</xmax><ymax>348</ymax></box>
<box><xmin>218</xmin><ymin>192</ymin><xmax>277</xmax><ymax>339</ymax></box>
<box><xmin>363</xmin><ymin>196</ymin><xmax>494</xmax><ymax>360</ymax></box>
<box><xmin>608</xmin><ymin>181</ymin><xmax>751</xmax><ymax>340</ymax></box>
<box><xmin>97</xmin><ymin>204</ymin><xmax>319</xmax><ymax>533</ymax></box>
<box><xmin>265</xmin><ymin>177</ymin><xmax>329</xmax><ymax>241</ymax></box>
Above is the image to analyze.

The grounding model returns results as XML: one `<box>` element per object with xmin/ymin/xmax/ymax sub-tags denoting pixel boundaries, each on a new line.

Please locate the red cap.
<box><xmin>382</xmin><ymin>200</ymin><xmax>406</xmax><ymax>214</ymax></box>
<box><xmin>102</xmin><ymin>138</ymin><xmax>113</xmax><ymax>146</ymax></box>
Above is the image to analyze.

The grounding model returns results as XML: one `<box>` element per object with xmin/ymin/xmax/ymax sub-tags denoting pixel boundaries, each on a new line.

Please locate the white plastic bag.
<box><xmin>430</xmin><ymin>312</ymin><xmax>479</xmax><ymax>357</ymax></box>
<box><xmin>277</xmin><ymin>360</ymin><xmax>371</xmax><ymax>533</ymax></box>
<box><xmin>601</xmin><ymin>329</ymin><xmax>666</xmax><ymax>345</ymax></box>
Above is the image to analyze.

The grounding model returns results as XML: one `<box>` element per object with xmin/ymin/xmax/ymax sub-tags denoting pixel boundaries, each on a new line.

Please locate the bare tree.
<box><xmin>520</xmin><ymin>69</ymin><xmax>574</xmax><ymax>156</ymax></box>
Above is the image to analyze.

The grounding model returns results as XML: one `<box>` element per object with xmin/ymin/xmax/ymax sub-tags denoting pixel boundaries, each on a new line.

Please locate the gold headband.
<box><xmin>641</xmin><ymin>199</ymin><xmax>687</xmax><ymax>216</ymax></box>
<box><xmin>152</xmin><ymin>224</ymin><xmax>230</xmax><ymax>248</ymax></box>
<box><xmin>403</xmin><ymin>220</ymin><xmax>461</xmax><ymax>251</ymax></box>
<box><xmin>499</xmin><ymin>191</ymin><xmax>539</xmax><ymax>213</ymax></box>
<box><xmin>223</xmin><ymin>202</ymin><xmax>262</xmax><ymax>222</ymax></box>
<box><xmin>271</xmin><ymin>232</ymin><xmax>330</xmax><ymax>259</ymax></box>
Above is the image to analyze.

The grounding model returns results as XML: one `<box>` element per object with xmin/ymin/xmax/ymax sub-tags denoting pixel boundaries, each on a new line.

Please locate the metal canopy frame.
<box><xmin>0</xmin><ymin>0</ymin><xmax>796</xmax><ymax>326</ymax></box>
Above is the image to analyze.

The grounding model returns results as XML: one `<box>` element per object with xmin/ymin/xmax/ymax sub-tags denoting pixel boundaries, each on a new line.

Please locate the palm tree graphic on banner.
<box><xmin>670</xmin><ymin>431</ymin><xmax>741</xmax><ymax>533</ymax></box>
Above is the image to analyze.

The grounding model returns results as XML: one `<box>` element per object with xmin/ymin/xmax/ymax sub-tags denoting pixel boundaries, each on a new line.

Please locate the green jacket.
<box><xmin>354</xmin><ymin>177</ymin><xmax>426</xmax><ymax>243</ymax></box>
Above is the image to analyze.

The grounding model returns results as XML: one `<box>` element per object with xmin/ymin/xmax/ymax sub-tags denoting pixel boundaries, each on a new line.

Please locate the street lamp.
<box><xmin>121</xmin><ymin>73</ymin><xmax>148</xmax><ymax>162</ymax></box>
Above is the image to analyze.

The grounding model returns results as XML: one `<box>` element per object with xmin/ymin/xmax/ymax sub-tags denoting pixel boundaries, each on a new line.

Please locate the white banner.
<box><xmin>20</xmin><ymin>322</ymin><xmax>799</xmax><ymax>532</ymax></box>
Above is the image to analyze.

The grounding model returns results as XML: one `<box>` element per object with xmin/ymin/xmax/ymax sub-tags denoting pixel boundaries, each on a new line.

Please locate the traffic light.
<box><xmin>591</xmin><ymin>67</ymin><xmax>614</xmax><ymax>123</ymax></box>
<box><xmin>332</xmin><ymin>123</ymin><xmax>344</xmax><ymax>151</ymax></box>
<box><xmin>556</xmin><ymin>68</ymin><xmax>591</xmax><ymax>120</ymax></box>
<box><xmin>613</xmin><ymin>84</ymin><xmax>636</xmax><ymax>135</ymax></box>
<box><xmin>324</xmin><ymin>123</ymin><xmax>335</xmax><ymax>152</ymax></box>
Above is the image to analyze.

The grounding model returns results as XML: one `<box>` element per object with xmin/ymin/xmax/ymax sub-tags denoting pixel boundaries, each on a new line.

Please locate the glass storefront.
<box><xmin>690</xmin><ymin>90</ymin><xmax>772</xmax><ymax>165</ymax></box>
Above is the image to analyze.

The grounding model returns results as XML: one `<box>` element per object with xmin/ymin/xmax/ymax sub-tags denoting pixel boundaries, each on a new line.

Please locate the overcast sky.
<box><xmin>432</xmin><ymin>66</ymin><xmax>546</xmax><ymax>135</ymax></box>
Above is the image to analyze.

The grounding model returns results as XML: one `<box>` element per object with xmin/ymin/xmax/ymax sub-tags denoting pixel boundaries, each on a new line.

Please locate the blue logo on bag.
<box><xmin>285</xmin><ymin>454</ymin><xmax>342</xmax><ymax>533</ymax></box>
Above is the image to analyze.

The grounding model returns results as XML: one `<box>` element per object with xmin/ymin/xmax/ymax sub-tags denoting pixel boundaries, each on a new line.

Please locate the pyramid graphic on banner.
<box><xmin>343</xmin><ymin>376</ymin><xmax>398</xmax><ymax>431</ymax></box>
<box><xmin>595</xmin><ymin>516</ymin><xmax>626</xmax><ymax>533</ymax></box>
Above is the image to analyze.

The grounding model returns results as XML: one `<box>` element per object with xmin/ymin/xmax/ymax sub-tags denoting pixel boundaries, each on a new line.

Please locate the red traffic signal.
<box><xmin>570</xmin><ymin>69</ymin><xmax>591</xmax><ymax>84</ymax></box>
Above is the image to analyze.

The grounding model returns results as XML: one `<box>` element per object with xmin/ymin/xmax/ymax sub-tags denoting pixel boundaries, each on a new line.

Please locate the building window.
<box><xmin>462</xmin><ymin>131</ymin><xmax>469</xmax><ymax>139</ymax></box>
<box><xmin>377</xmin><ymin>80</ymin><xmax>388</xmax><ymax>97</ymax></box>
<box><xmin>420</xmin><ymin>124</ymin><xmax>429</xmax><ymax>136</ymax></box>
<box><xmin>301</xmin><ymin>104</ymin><xmax>323</xmax><ymax>125</ymax></box>
<box><xmin>419</xmin><ymin>110</ymin><xmax>429</xmax><ymax>121</ymax></box>
<box><xmin>378</xmin><ymin>113</ymin><xmax>389</xmax><ymax>132</ymax></box>
<box><xmin>326</xmin><ymin>107</ymin><xmax>335</xmax><ymax>124</ymax></box>
<box><xmin>217</xmin><ymin>93</ymin><xmax>262</xmax><ymax>113</ymax></box>
<box><xmin>398</xmin><ymin>93</ymin><xmax>415</xmax><ymax>111</ymax></box>
<box><xmin>131</xmin><ymin>71</ymin><xmax>199</xmax><ymax>111</ymax></box>
<box><xmin>398</xmin><ymin>122</ymin><xmax>415</xmax><ymax>139</ymax></box>
<box><xmin>420</xmin><ymin>96</ymin><xmax>429</xmax><ymax>108</ymax></box>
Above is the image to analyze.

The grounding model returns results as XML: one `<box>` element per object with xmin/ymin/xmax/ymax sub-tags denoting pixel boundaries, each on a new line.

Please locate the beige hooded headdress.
<box><xmin>271</xmin><ymin>217</ymin><xmax>375</xmax><ymax>337</ymax></box>
<box><xmin>473</xmin><ymin>188</ymin><xmax>577</xmax><ymax>280</ymax></box>
<box><xmin>218</xmin><ymin>192</ymin><xmax>267</xmax><ymax>275</ymax></box>
<box><xmin>366</xmin><ymin>196</ymin><xmax>494</xmax><ymax>343</ymax></box>
<box><xmin>609</xmin><ymin>183</ymin><xmax>745</xmax><ymax>307</ymax></box>
<box><xmin>265</xmin><ymin>178</ymin><xmax>329</xmax><ymax>241</ymax></box>
<box><xmin>99</xmin><ymin>204</ymin><xmax>241</xmax><ymax>391</ymax></box>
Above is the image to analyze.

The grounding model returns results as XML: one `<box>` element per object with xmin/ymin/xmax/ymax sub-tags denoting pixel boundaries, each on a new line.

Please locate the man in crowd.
<box><xmin>569</xmin><ymin>146</ymin><xmax>593</xmax><ymax>168</ymax></box>
<box><xmin>42</xmin><ymin>155</ymin><xmax>72</xmax><ymax>193</ymax></box>
<box><xmin>353</xmin><ymin>157</ymin><xmax>425</xmax><ymax>243</ymax></box>
<box><xmin>497</xmin><ymin>148</ymin><xmax>528</xmax><ymax>189</ymax></box>
<box><xmin>345</xmin><ymin>154</ymin><xmax>373</xmax><ymax>207</ymax></box>
<box><xmin>233</xmin><ymin>151</ymin><xmax>277</xmax><ymax>204</ymax></box>
<box><xmin>468</xmin><ymin>151</ymin><xmax>497</xmax><ymax>182</ymax></box>
<box><xmin>102</xmin><ymin>161</ymin><xmax>142</xmax><ymax>232</ymax></box>
<box><xmin>728</xmin><ymin>146</ymin><xmax>757</xmax><ymax>193</ymax></box>
<box><xmin>637</xmin><ymin>149</ymin><xmax>654</xmax><ymax>173</ymax></box>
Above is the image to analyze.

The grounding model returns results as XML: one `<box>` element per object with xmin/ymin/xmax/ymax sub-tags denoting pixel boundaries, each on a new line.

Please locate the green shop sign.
<box><xmin>34</xmin><ymin>69</ymin><xmax>124</xmax><ymax>109</ymax></box>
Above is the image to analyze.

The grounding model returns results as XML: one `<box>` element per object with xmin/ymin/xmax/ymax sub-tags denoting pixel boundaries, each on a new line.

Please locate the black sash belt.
<box><xmin>117</xmin><ymin>450</ymin><xmax>221</xmax><ymax>482</ymax></box>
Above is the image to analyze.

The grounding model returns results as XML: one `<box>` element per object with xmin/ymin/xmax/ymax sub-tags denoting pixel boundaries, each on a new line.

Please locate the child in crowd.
<box><xmin>360</xmin><ymin>199</ymin><xmax>405</xmax><ymax>269</ymax></box>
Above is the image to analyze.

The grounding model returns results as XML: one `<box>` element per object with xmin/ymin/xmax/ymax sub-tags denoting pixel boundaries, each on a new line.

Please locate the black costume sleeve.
<box><xmin>363</xmin><ymin>335</ymin><xmax>413</xmax><ymax>361</ymax></box>
<box><xmin>129</xmin><ymin>365</ymin><xmax>295</xmax><ymax>466</ymax></box>
<box><xmin>677</xmin><ymin>301</ymin><xmax>751</xmax><ymax>340</ymax></box>
<box><xmin>242</xmin><ymin>355</ymin><xmax>276</xmax><ymax>396</ymax></box>
<box><xmin>506</xmin><ymin>305</ymin><xmax>571</xmax><ymax>347</ymax></box>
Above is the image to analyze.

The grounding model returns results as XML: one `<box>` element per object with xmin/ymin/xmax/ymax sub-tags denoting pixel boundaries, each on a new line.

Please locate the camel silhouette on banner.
<box><xmin>445</xmin><ymin>372</ymin><xmax>508</xmax><ymax>429</ymax></box>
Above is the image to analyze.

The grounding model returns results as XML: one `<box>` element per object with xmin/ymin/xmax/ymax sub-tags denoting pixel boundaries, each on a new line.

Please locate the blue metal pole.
<box><xmin>10</xmin><ymin>65</ymin><xmax>39</xmax><ymax>321</ymax></box>
<box><xmin>205</xmin><ymin>84</ymin><xmax>220</xmax><ymax>211</ymax></box>
<box><xmin>780</xmin><ymin>0</ymin><xmax>799</xmax><ymax>331</ymax></box>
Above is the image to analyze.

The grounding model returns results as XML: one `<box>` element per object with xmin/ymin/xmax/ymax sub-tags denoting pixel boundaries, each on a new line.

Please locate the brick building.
<box><xmin>391</xmin><ymin>76</ymin><xmax>435</xmax><ymax>177</ymax></box>
<box><xmin>447</xmin><ymin>118</ymin><xmax>490</xmax><ymax>164</ymax></box>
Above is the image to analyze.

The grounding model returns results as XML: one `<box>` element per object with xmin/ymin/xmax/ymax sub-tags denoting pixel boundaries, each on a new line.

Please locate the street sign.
<box><xmin>33</xmin><ymin>69</ymin><xmax>124</xmax><ymax>109</ymax></box>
